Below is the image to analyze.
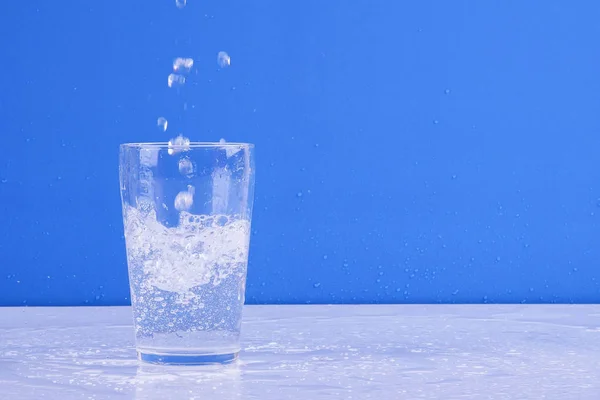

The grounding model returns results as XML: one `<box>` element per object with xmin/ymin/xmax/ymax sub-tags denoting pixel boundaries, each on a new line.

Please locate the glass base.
<box><xmin>138</xmin><ymin>351</ymin><xmax>239</xmax><ymax>365</ymax></box>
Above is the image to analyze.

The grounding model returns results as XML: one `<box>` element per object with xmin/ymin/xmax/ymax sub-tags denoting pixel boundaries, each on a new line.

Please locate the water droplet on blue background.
<box><xmin>173</xmin><ymin>57</ymin><xmax>194</xmax><ymax>73</ymax></box>
<box><xmin>157</xmin><ymin>117</ymin><xmax>168</xmax><ymax>132</ymax></box>
<box><xmin>167</xmin><ymin>73</ymin><xmax>186</xmax><ymax>88</ymax></box>
<box><xmin>217</xmin><ymin>51</ymin><xmax>231</xmax><ymax>68</ymax></box>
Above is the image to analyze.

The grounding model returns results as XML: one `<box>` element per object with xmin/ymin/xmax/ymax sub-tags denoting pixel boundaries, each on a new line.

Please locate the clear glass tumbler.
<box><xmin>119</xmin><ymin>142</ymin><xmax>255</xmax><ymax>365</ymax></box>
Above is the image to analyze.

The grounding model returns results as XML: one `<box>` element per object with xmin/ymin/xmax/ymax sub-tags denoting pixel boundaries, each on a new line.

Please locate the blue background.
<box><xmin>1</xmin><ymin>1</ymin><xmax>600</xmax><ymax>306</ymax></box>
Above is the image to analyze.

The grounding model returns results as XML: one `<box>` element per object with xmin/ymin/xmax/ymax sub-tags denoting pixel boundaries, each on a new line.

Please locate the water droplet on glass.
<box><xmin>323</xmin><ymin>255</ymin><xmax>328</xmax><ymax>260</ymax></box>
<box><xmin>157</xmin><ymin>117</ymin><xmax>168</xmax><ymax>132</ymax></box>
<box><xmin>444</xmin><ymin>89</ymin><xmax>451</xmax><ymax>94</ymax></box>
<box><xmin>217</xmin><ymin>51</ymin><xmax>231</xmax><ymax>68</ymax></box>
<box><xmin>168</xmin><ymin>135</ymin><xmax>190</xmax><ymax>155</ymax></box>
<box><xmin>178</xmin><ymin>157</ymin><xmax>194</xmax><ymax>176</ymax></box>
<box><xmin>168</xmin><ymin>73</ymin><xmax>186</xmax><ymax>88</ymax></box>
<box><xmin>433</xmin><ymin>120</ymin><xmax>439</xmax><ymax>125</ymax></box>
<box><xmin>297</xmin><ymin>192</ymin><xmax>303</xmax><ymax>198</ymax></box>
<box><xmin>173</xmin><ymin>57</ymin><xmax>194</xmax><ymax>73</ymax></box>
<box><xmin>175</xmin><ymin>0</ymin><xmax>186</xmax><ymax>8</ymax></box>
<box><xmin>313</xmin><ymin>282</ymin><xmax>321</xmax><ymax>288</ymax></box>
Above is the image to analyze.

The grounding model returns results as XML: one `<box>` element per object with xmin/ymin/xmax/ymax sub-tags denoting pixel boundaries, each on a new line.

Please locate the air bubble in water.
<box><xmin>175</xmin><ymin>0</ymin><xmax>186</xmax><ymax>9</ymax></box>
<box><xmin>178</xmin><ymin>157</ymin><xmax>194</xmax><ymax>176</ymax></box>
<box><xmin>173</xmin><ymin>57</ymin><xmax>194</xmax><ymax>73</ymax></box>
<box><xmin>157</xmin><ymin>117</ymin><xmax>168</xmax><ymax>132</ymax></box>
<box><xmin>217</xmin><ymin>51</ymin><xmax>231</xmax><ymax>68</ymax></box>
<box><xmin>174</xmin><ymin>186</ymin><xmax>194</xmax><ymax>211</ymax></box>
<box><xmin>168</xmin><ymin>135</ymin><xmax>191</xmax><ymax>155</ymax></box>
<box><xmin>168</xmin><ymin>73</ymin><xmax>186</xmax><ymax>88</ymax></box>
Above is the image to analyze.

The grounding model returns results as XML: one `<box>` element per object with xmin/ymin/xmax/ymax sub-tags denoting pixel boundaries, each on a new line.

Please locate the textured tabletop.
<box><xmin>1</xmin><ymin>305</ymin><xmax>600</xmax><ymax>399</ymax></box>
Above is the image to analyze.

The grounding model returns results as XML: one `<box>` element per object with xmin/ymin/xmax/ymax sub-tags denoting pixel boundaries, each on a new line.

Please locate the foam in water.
<box><xmin>123</xmin><ymin>205</ymin><xmax>250</xmax><ymax>295</ymax></box>
<box><xmin>124</xmin><ymin>203</ymin><xmax>250</xmax><ymax>354</ymax></box>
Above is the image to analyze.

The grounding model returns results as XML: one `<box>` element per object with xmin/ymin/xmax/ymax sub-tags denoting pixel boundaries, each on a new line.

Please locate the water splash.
<box><xmin>168</xmin><ymin>135</ymin><xmax>191</xmax><ymax>155</ymax></box>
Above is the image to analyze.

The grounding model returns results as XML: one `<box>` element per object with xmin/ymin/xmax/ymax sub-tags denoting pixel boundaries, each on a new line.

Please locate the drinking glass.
<box><xmin>119</xmin><ymin>142</ymin><xmax>255</xmax><ymax>365</ymax></box>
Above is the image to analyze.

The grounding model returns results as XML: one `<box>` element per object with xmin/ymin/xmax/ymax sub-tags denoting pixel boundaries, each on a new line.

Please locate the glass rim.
<box><xmin>120</xmin><ymin>142</ymin><xmax>254</xmax><ymax>149</ymax></box>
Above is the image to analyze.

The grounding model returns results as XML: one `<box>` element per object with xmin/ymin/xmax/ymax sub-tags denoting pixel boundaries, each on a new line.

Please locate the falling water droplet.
<box><xmin>157</xmin><ymin>117</ymin><xmax>168</xmax><ymax>132</ymax></box>
<box><xmin>217</xmin><ymin>51</ymin><xmax>231</xmax><ymax>68</ymax></box>
<box><xmin>168</xmin><ymin>73</ymin><xmax>186</xmax><ymax>88</ymax></box>
<box><xmin>173</xmin><ymin>57</ymin><xmax>194</xmax><ymax>73</ymax></box>
<box><xmin>175</xmin><ymin>0</ymin><xmax>186</xmax><ymax>9</ymax></box>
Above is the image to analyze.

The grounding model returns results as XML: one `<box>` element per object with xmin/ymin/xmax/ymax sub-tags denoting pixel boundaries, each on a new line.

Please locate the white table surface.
<box><xmin>1</xmin><ymin>305</ymin><xmax>600</xmax><ymax>399</ymax></box>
